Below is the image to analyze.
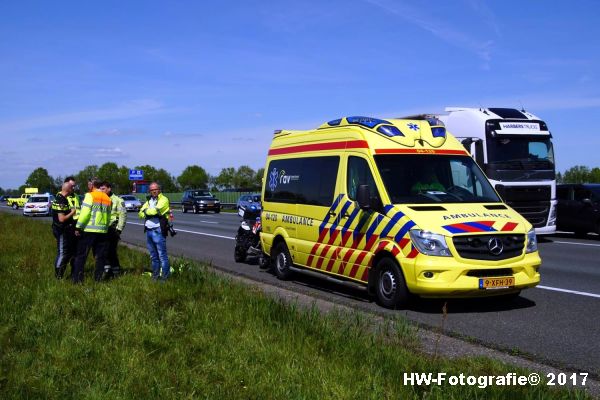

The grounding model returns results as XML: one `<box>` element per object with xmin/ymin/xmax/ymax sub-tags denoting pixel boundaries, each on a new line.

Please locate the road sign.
<box><xmin>129</xmin><ymin>169</ymin><xmax>144</xmax><ymax>181</ymax></box>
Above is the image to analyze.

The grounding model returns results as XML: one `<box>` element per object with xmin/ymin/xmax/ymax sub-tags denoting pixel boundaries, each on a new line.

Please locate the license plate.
<box><xmin>479</xmin><ymin>276</ymin><xmax>515</xmax><ymax>289</ymax></box>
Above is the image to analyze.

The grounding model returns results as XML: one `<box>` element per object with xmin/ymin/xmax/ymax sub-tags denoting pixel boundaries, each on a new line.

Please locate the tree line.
<box><xmin>2</xmin><ymin>164</ymin><xmax>598</xmax><ymax>197</ymax></box>
<box><xmin>0</xmin><ymin>163</ymin><xmax>265</xmax><ymax>196</ymax></box>
<box><xmin>556</xmin><ymin>165</ymin><xmax>600</xmax><ymax>184</ymax></box>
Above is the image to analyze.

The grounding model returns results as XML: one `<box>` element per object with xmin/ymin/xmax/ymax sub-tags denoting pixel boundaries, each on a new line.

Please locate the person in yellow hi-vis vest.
<box><xmin>102</xmin><ymin>181</ymin><xmax>127</xmax><ymax>278</ymax></box>
<box><xmin>72</xmin><ymin>178</ymin><xmax>112</xmax><ymax>283</ymax></box>
<box><xmin>139</xmin><ymin>182</ymin><xmax>171</xmax><ymax>281</ymax></box>
<box><xmin>64</xmin><ymin>176</ymin><xmax>81</xmax><ymax>274</ymax></box>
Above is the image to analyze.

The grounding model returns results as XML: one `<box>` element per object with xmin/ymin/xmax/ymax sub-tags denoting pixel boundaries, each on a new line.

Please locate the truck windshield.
<box><xmin>374</xmin><ymin>154</ymin><xmax>501</xmax><ymax>204</ymax></box>
<box><xmin>487</xmin><ymin>136</ymin><xmax>554</xmax><ymax>170</ymax></box>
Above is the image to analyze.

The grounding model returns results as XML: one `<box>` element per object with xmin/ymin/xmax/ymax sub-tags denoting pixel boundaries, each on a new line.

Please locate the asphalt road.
<box><xmin>4</xmin><ymin>205</ymin><xmax>599</xmax><ymax>378</ymax></box>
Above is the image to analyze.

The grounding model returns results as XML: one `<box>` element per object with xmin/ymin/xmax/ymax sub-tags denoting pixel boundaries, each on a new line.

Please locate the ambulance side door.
<box><xmin>294</xmin><ymin>156</ymin><xmax>342</xmax><ymax>270</ymax></box>
<box><xmin>337</xmin><ymin>154</ymin><xmax>384</xmax><ymax>281</ymax></box>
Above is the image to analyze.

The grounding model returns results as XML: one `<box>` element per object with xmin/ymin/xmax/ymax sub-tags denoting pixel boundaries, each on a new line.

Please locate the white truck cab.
<box><xmin>438</xmin><ymin>107</ymin><xmax>556</xmax><ymax>235</ymax></box>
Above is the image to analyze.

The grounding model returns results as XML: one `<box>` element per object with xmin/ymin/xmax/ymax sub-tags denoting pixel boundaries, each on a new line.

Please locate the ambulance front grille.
<box><xmin>452</xmin><ymin>234</ymin><xmax>525</xmax><ymax>260</ymax></box>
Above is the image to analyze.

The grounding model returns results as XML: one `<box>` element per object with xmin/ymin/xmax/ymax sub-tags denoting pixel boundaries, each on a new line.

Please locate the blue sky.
<box><xmin>1</xmin><ymin>0</ymin><xmax>599</xmax><ymax>189</ymax></box>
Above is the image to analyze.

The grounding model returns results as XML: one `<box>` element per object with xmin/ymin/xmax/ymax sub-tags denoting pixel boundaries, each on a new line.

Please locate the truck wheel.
<box><xmin>182</xmin><ymin>205</ymin><xmax>187</xmax><ymax>213</ymax></box>
<box><xmin>194</xmin><ymin>205</ymin><xmax>199</xmax><ymax>214</ymax></box>
<box><xmin>374</xmin><ymin>257</ymin><xmax>410</xmax><ymax>309</ymax></box>
<box><xmin>273</xmin><ymin>241</ymin><xmax>293</xmax><ymax>280</ymax></box>
<box><xmin>596</xmin><ymin>220</ymin><xmax>600</xmax><ymax>236</ymax></box>
<box><xmin>12</xmin><ymin>203</ymin><xmax>18</xmax><ymax>210</ymax></box>
<box><xmin>214</xmin><ymin>208</ymin><xmax>220</xmax><ymax>214</ymax></box>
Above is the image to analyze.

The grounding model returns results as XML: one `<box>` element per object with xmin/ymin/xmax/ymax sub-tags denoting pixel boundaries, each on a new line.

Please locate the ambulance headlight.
<box><xmin>409</xmin><ymin>230</ymin><xmax>452</xmax><ymax>257</ymax></box>
<box><xmin>526</xmin><ymin>229</ymin><xmax>538</xmax><ymax>253</ymax></box>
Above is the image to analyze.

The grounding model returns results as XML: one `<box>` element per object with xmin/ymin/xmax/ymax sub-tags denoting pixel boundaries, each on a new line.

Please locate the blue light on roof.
<box><xmin>377</xmin><ymin>125</ymin><xmax>404</xmax><ymax>137</ymax></box>
<box><xmin>431</xmin><ymin>127</ymin><xmax>446</xmax><ymax>138</ymax></box>
<box><xmin>346</xmin><ymin>116</ymin><xmax>390</xmax><ymax>129</ymax></box>
<box><xmin>327</xmin><ymin>118</ymin><xmax>342</xmax><ymax>126</ymax></box>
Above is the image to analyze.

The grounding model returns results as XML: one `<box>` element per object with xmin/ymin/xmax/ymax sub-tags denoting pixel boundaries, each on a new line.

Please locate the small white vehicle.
<box><xmin>23</xmin><ymin>193</ymin><xmax>53</xmax><ymax>217</ymax></box>
<box><xmin>120</xmin><ymin>194</ymin><xmax>142</xmax><ymax>212</ymax></box>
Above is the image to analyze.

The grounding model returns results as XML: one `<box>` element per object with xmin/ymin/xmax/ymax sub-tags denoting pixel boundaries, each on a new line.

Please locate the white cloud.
<box><xmin>364</xmin><ymin>0</ymin><xmax>495</xmax><ymax>68</ymax></box>
<box><xmin>0</xmin><ymin>99</ymin><xmax>166</xmax><ymax>133</ymax></box>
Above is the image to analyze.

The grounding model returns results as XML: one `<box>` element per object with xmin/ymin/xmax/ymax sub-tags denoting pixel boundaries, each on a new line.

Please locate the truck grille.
<box><xmin>452</xmin><ymin>234</ymin><xmax>525</xmax><ymax>260</ymax></box>
<box><xmin>497</xmin><ymin>185</ymin><xmax>550</xmax><ymax>228</ymax></box>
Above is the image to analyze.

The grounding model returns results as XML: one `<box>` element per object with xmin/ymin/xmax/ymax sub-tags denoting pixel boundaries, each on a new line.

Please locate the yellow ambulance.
<box><xmin>260</xmin><ymin>116</ymin><xmax>541</xmax><ymax>308</ymax></box>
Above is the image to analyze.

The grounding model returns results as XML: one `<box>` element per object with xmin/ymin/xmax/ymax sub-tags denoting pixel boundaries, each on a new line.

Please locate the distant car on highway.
<box><xmin>556</xmin><ymin>183</ymin><xmax>600</xmax><ymax>236</ymax></box>
<box><xmin>236</xmin><ymin>194</ymin><xmax>261</xmax><ymax>214</ymax></box>
<box><xmin>23</xmin><ymin>194</ymin><xmax>54</xmax><ymax>217</ymax></box>
<box><xmin>181</xmin><ymin>189</ymin><xmax>221</xmax><ymax>214</ymax></box>
<box><xmin>120</xmin><ymin>194</ymin><xmax>142</xmax><ymax>212</ymax></box>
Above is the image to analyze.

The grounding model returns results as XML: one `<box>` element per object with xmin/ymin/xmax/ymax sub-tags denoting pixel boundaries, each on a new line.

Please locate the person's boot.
<box><xmin>103</xmin><ymin>265</ymin><xmax>113</xmax><ymax>281</ymax></box>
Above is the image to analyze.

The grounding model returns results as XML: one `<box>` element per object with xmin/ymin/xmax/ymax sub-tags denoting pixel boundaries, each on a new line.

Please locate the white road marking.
<box><xmin>551</xmin><ymin>240</ymin><xmax>600</xmax><ymax>248</ymax></box>
<box><xmin>537</xmin><ymin>285</ymin><xmax>600</xmax><ymax>299</ymax></box>
<box><xmin>128</xmin><ymin>221</ymin><xmax>235</xmax><ymax>240</ymax></box>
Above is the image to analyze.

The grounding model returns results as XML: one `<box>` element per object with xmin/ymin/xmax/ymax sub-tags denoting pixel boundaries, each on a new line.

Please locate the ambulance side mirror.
<box><xmin>495</xmin><ymin>184</ymin><xmax>505</xmax><ymax>202</ymax></box>
<box><xmin>357</xmin><ymin>185</ymin><xmax>371</xmax><ymax>211</ymax></box>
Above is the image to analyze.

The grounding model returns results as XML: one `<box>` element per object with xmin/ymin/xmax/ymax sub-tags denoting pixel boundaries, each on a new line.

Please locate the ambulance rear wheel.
<box><xmin>374</xmin><ymin>258</ymin><xmax>409</xmax><ymax>309</ymax></box>
<box><xmin>273</xmin><ymin>241</ymin><xmax>293</xmax><ymax>280</ymax></box>
<box><xmin>12</xmin><ymin>203</ymin><xmax>18</xmax><ymax>210</ymax></box>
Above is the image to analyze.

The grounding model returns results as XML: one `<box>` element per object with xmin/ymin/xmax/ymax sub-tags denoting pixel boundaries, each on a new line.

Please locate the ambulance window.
<box><xmin>264</xmin><ymin>158</ymin><xmax>303</xmax><ymax>204</ymax></box>
<box><xmin>264</xmin><ymin>157</ymin><xmax>339</xmax><ymax>206</ymax></box>
<box><xmin>300</xmin><ymin>157</ymin><xmax>339</xmax><ymax>206</ymax></box>
<box><xmin>347</xmin><ymin>156</ymin><xmax>380</xmax><ymax>202</ymax></box>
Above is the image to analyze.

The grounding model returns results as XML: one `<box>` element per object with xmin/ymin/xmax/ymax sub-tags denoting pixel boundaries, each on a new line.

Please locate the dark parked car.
<box><xmin>556</xmin><ymin>183</ymin><xmax>600</xmax><ymax>236</ymax></box>
<box><xmin>181</xmin><ymin>189</ymin><xmax>221</xmax><ymax>214</ymax></box>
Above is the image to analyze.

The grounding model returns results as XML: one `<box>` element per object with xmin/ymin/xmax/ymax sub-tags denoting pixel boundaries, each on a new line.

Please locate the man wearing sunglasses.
<box><xmin>139</xmin><ymin>182</ymin><xmax>171</xmax><ymax>281</ymax></box>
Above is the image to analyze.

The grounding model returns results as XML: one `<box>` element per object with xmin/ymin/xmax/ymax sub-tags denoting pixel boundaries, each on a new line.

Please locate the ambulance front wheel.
<box><xmin>273</xmin><ymin>241</ymin><xmax>293</xmax><ymax>280</ymax></box>
<box><xmin>374</xmin><ymin>258</ymin><xmax>410</xmax><ymax>309</ymax></box>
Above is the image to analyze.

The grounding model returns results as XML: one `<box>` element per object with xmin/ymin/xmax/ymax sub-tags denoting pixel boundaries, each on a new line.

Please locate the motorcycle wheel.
<box><xmin>234</xmin><ymin>245</ymin><xmax>247</xmax><ymax>262</ymax></box>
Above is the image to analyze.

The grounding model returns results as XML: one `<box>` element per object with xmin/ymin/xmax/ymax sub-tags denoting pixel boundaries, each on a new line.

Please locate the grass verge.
<box><xmin>0</xmin><ymin>213</ymin><xmax>590</xmax><ymax>399</ymax></box>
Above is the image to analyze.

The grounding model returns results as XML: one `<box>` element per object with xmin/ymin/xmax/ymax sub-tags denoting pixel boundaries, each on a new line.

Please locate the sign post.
<box><xmin>129</xmin><ymin>169</ymin><xmax>144</xmax><ymax>181</ymax></box>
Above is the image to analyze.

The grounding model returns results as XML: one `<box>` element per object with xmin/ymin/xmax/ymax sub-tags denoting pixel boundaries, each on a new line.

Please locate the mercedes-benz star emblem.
<box><xmin>487</xmin><ymin>237</ymin><xmax>504</xmax><ymax>256</ymax></box>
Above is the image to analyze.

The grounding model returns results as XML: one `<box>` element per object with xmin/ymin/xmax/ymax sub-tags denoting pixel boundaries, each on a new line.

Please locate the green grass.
<box><xmin>0</xmin><ymin>213</ymin><xmax>590</xmax><ymax>399</ymax></box>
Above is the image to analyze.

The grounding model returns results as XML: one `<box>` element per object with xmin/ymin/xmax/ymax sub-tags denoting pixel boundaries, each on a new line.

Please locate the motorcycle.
<box><xmin>234</xmin><ymin>205</ymin><xmax>270</xmax><ymax>268</ymax></box>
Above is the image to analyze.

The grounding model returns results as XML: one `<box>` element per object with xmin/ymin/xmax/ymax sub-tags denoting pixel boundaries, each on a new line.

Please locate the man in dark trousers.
<box><xmin>51</xmin><ymin>182</ymin><xmax>77</xmax><ymax>279</ymax></box>
<box><xmin>102</xmin><ymin>181</ymin><xmax>126</xmax><ymax>279</ymax></box>
<box><xmin>72</xmin><ymin>179</ymin><xmax>112</xmax><ymax>283</ymax></box>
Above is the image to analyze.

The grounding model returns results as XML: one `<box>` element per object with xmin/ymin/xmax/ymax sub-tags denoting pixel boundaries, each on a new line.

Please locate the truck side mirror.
<box><xmin>461</xmin><ymin>138</ymin><xmax>473</xmax><ymax>151</ymax></box>
<box><xmin>357</xmin><ymin>185</ymin><xmax>371</xmax><ymax>211</ymax></box>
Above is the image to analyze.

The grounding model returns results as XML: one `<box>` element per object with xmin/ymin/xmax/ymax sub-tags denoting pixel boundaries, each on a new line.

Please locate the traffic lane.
<box><xmin>120</xmin><ymin>225</ymin><xmax>600</xmax><ymax>376</ymax></box>
<box><xmin>537</xmin><ymin>237</ymin><xmax>600</xmax><ymax>295</ymax></box>
<box><xmin>171</xmin><ymin>210</ymin><xmax>239</xmax><ymax>233</ymax></box>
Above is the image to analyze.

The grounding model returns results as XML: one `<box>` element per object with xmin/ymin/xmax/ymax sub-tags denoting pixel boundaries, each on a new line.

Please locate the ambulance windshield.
<box><xmin>374</xmin><ymin>155</ymin><xmax>501</xmax><ymax>204</ymax></box>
